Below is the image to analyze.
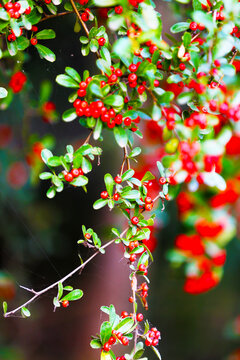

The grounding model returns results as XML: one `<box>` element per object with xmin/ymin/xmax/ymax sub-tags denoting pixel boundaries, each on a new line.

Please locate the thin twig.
<box><xmin>83</xmin><ymin>129</ymin><xmax>93</xmax><ymax>145</ymax></box>
<box><xmin>39</xmin><ymin>11</ymin><xmax>73</xmax><ymax>23</ymax></box>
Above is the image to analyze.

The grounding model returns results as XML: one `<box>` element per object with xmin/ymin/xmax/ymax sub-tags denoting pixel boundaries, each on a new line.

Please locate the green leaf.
<box><xmin>105</xmin><ymin>95</ymin><xmax>123</xmax><ymax>108</ymax></box>
<box><xmin>21</xmin><ymin>307</ymin><xmax>31</xmax><ymax>318</ymax></box>
<box><xmin>48</xmin><ymin>156</ymin><xmax>62</xmax><ymax>167</ymax></box>
<box><xmin>96</xmin><ymin>58</ymin><xmax>111</xmax><ymax>75</ymax></box>
<box><xmin>142</xmin><ymin>171</ymin><xmax>155</xmax><ymax>182</ymax></box>
<box><xmin>0</xmin><ymin>8</ymin><xmax>10</xmax><ymax>21</ymax></box>
<box><xmin>2</xmin><ymin>301</ymin><xmax>7</xmax><ymax>314</ymax></box>
<box><xmin>39</xmin><ymin>172</ymin><xmax>53</xmax><ymax>180</ymax></box>
<box><xmin>90</xmin><ymin>339</ymin><xmax>102</xmax><ymax>349</ymax></box>
<box><xmin>170</xmin><ymin>22</ymin><xmax>189</xmax><ymax>33</ymax></box>
<box><xmin>93</xmin><ymin>198</ymin><xmax>108</xmax><ymax>210</ymax></box>
<box><xmin>93</xmin><ymin>0</ymin><xmax>118</xmax><ymax>6</ymax></box>
<box><xmin>114</xmin><ymin>317</ymin><xmax>134</xmax><ymax>333</ymax></box>
<box><xmin>90</xmin><ymin>38</ymin><xmax>99</xmax><ymax>52</ymax></box>
<box><xmin>47</xmin><ymin>187</ymin><xmax>56</xmax><ymax>199</ymax></box>
<box><xmin>36</xmin><ymin>29</ymin><xmax>56</xmax><ymax>39</ymax></box>
<box><xmin>61</xmin><ymin>289</ymin><xmax>83</xmax><ymax>301</ymax></box>
<box><xmin>151</xmin><ymin>346</ymin><xmax>162</xmax><ymax>360</ymax></box>
<box><xmin>114</xmin><ymin>126</ymin><xmax>128</xmax><ymax>148</ymax></box>
<box><xmin>104</xmin><ymin>173</ymin><xmax>114</xmax><ymax>197</ymax></box>
<box><xmin>56</xmin><ymin>74</ymin><xmax>79</xmax><ymax>88</ymax></box>
<box><xmin>93</xmin><ymin>119</ymin><xmax>103</xmax><ymax>140</ymax></box>
<box><xmin>16</xmin><ymin>36</ymin><xmax>30</xmax><ymax>51</ymax></box>
<box><xmin>87</xmin><ymin>80</ymin><xmax>103</xmax><ymax>98</ymax></box>
<box><xmin>122</xmin><ymin>169</ymin><xmax>135</xmax><ymax>181</ymax></box>
<box><xmin>62</xmin><ymin>108</ymin><xmax>78</xmax><ymax>122</ymax></box>
<box><xmin>65</xmin><ymin>67</ymin><xmax>81</xmax><ymax>83</ymax></box>
<box><xmin>41</xmin><ymin>149</ymin><xmax>53</xmax><ymax>164</ymax></box>
<box><xmin>121</xmin><ymin>190</ymin><xmax>140</xmax><ymax>200</ymax></box>
<box><xmin>58</xmin><ymin>282</ymin><xmax>63</xmax><ymax>299</ymax></box>
<box><xmin>35</xmin><ymin>44</ymin><xmax>56</xmax><ymax>62</ymax></box>
<box><xmin>112</xmin><ymin>37</ymin><xmax>133</xmax><ymax>66</ymax></box>
<box><xmin>129</xmin><ymin>147</ymin><xmax>141</xmax><ymax>158</ymax></box>
<box><xmin>100</xmin><ymin>321</ymin><xmax>112</xmax><ymax>345</ymax></box>
<box><xmin>70</xmin><ymin>175</ymin><xmax>88</xmax><ymax>187</ymax></box>
<box><xmin>100</xmin><ymin>46</ymin><xmax>111</xmax><ymax>65</ymax></box>
<box><xmin>0</xmin><ymin>87</ymin><xmax>8</xmax><ymax>99</ymax></box>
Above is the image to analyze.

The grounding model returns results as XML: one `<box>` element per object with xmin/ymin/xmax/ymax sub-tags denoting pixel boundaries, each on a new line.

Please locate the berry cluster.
<box><xmin>64</xmin><ymin>168</ymin><xmax>84</xmax><ymax>182</ymax></box>
<box><xmin>145</xmin><ymin>327</ymin><xmax>161</xmax><ymax>347</ymax></box>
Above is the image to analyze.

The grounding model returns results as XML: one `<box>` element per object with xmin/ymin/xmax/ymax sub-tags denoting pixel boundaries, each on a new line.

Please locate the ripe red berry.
<box><xmin>189</xmin><ymin>22</ymin><xmax>198</xmax><ymax>31</ymax></box>
<box><xmin>25</xmin><ymin>6</ymin><xmax>31</xmax><ymax>14</ymax></box>
<box><xmin>108</xmin><ymin>74</ymin><xmax>118</xmax><ymax>83</ymax></box>
<box><xmin>114</xmin><ymin>175</ymin><xmax>122</xmax><ymax>184</ymax></box>
<box><xmin>152</xmin><ymin>338</ymin><xmax>159</xmax><ymax>346</ymax></box>
<box><xmin>145</xmin><ymin>196</ymin><xmax>152</xmax><ymax>204</ymax></box>
<box><xmin>124</xmin><ymin>117</ymin><xmax>132</xmax><ymax>126</ymax></box>
<box><xmin>159</xmin><ymin>177</ymin><xmax>167</xmax><ymax>184</ymax></box>
<box><xmin>103</xmin><ymin>342</ymin><xmax>111</xmax><ymax>352</ymax></box>
<box><xmin>139</xmin><ymin>264</ymin><xmax>146</xmax><ymax>272</ymax></box>
<box><xmin>128</xmin><ymin>73</ymin><xmax>137</xmax><ymax>82</ymax></box>
<box><xmin>101</xmin><ymin>191</ymin><xmax>108</xmax><ymax>199</ymax></box>
<box><xmin>145</xmin><ymin>339</ymin><xmax>152</xmax><ymax>346</ymax></box>
<box><xmin>115</xmin><ymin>114</ymin><xmax>123</xmax><ymax>125</ymax></box>
<box><xmin>145</xmin><ymin>203</ymin><xmax>153</xmax><ymax>211</ymax></box>
<box><xmin>198</xmin><ymin>23</ymin><xmax>205</xmax><ymax>31</ymax></box>
<box><xmin>113</xmin><ymin>193</ymin><xmax>120</xmax><ymax>201</ymax></box>
<box><xmin>129</xmin><ymin>254</ymin><xmax>137</xmax><ymax>262</ymax></box>
<box><xmin>85</xmin><ymin>233</ymin><xmax>91</xmax><ymax>239</ymax></box>
<box><xmin>122</xmin><ymin>337</ymin><xmax>129</xmax><ymax>346</ymax></box>
<box><xmin>62</xmin><ymin>300</ymin><xmax>69</xmax><ymax>308</ymax></box>
<box><xmin>137</xmin><ymin>85</ymin><xmax>145</xmax><ymax>94</ymax></box>
<box><xmin>129</xmin><ymin>64</ymin><xmax>138</xmax><ymax>72</ymax></box>
<box><xmin>81</xmin><ymin>12</ymin><xmax>89</xmax><ymax>22</ymax></box>
<box><xmin>129</xmin><ymin>296</ymin><xmax>134</xmax><ymax>303</ymax></box>
<box><xmin>115</xmin><ymin>5</ymin><xmax>123</xmax><ymax>14</ymax></box>
<box><xmin>131</xmin><ymin>216</ymin><xmax>139</xmax><ymax>225</ymax></box>
<box><xmin>98</xmin><ymin>37</ymin><xmax>106</xmax><ymax>46</ymax></box>
<box><xmin>115</xmin><ymin>68</ymin><xmax>123</xmax><ymax>77</ymax></box>
<box><xmin>154</xmin><ymin>80</ymin><xmax>160</xmax><ymax>87</ymax></box>
<box><xmin>30</xmin><ymin>38</ymin><xmax>37</xmax><ymax>46</ymax></box>
<box><xmin>136</xmin><ymin>313</ymin><xmax>144</xmax><ymax>322</ymax></box>
<box><xmin>108</xmin><ymin>336</ymin><xmax>116</xmax><ymax>345</ymax></box>
<box><xmin>179</xmin><ymin>63</ymin><xmax>186</xmax><ymax>71</ymax></box>
<box><xmin>71</xmin><ymin>168</ymin><xmax>80</xmax><ymax>177</ymax></box>
<box><xmin>121</xmin><ymin>311</ymin><xmax>128</xmax><ymax>318</ymax></box>
<box><xmin>65</xmin><ymin>173</ymin><xmax>73</xmax><ymax>182</ymax></box>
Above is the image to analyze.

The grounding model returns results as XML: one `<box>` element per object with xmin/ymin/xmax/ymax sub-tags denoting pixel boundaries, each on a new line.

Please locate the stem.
<box><xmin>83</xmin><ymin>129</ymin><xmax>93</xmax><ymax>145</ymax></box>
<box><xmin>132</xmin><ymin>273</ymin><xmax>138</xmax><ymax>353</ymax></box>
<box><xmin>39</xmin><ymin>11</ymin><xmax>73</xmax><ymax>22</ymax></box>
<box><xmin>120</xmin><ymin>146</ymin><xmax>129</xmax><ymax>176</ymax></box>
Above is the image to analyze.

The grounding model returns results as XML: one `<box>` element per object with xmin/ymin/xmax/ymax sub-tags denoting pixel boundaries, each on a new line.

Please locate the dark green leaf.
<box><xmin>61</xmin><ymin>289</ymin><xmax>83</xmax><ymax>301</ymax></box>
<box><xmin>36</xmin><ymin>29</ymin><xmax>56</xmax><ymax>39</ymax></box>
<box><xmin>35</xmin><ymin>44</ymin><xmax>56</xmax><ymax>62</ymax></box>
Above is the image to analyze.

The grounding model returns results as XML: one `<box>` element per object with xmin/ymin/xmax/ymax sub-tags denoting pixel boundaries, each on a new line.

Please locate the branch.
<box><xmin>4</xmin><ymin>228</ymin><xmax>128</xmax><ymax>318</ymax></box>
<box><xmin>39</xmin><ymin>11</ymin><xmax>73</xmax><ymax>23</ymax></box>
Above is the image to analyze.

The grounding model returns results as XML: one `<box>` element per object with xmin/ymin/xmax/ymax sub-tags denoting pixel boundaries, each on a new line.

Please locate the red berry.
<box><xmin>152</xmin><ymin>338</ymin><xmax>159</xmax><ymax>346</ymax></box>
<box><xmin>65</xmin><ymin>173</ymin><xmax>73</xmax><ymax>182</ymax></box>
<box><xmin>154</xmin><ymin>80</ymin><xmax>160</xmax><ymax>87</ymax></box>
<box><xmin>198</xmin><ymin>23</ymin><xmax>205</xmax><ymax>31</ymax></box>
<box><xmin>115</xmin><ymin>114</ymin><xmax>123</xmax><ymax>125</ymax></box>
<box><xmin>113</xmin><ymin>193</ymin><xmax>120</xmax><ymax>201</ymax></box>
<box><xmin>189</xmin><ymin>22</ymin><xmax>198</xmax><ymax>31</ymax></box>
<box><xmin>145</xmin><ymin>339</ymin><xmax>152</xmax><ymax>346</ymax></box>
<box><xmin>122</xmin><ymin>337</ymin><xmax>129</xmax><ymax>346</ymax></box>
<box><xmin>115</xmin><ymin>68</ymin><xmax>123</xmax><ymax>77</ymax></box>
<box><xmin>30</xmin><ymin>38</ymin><xmax>37</xmax><ymax>46</ymax></box>
<box><xmin>129</xmin><ymin>296</ymin><xmax>134</xmax><ymax>303</ymax></box>
<box><xmin>145</xmin><ymin>196</ymin><xmax>152</xmax><ymax>204</ymax></box>
<box><xmin>137</xmin><ymin>85</ymin><xmax>145</xmax><ymax>94</ymax></box>
<box><xmin>121</xmin><ymin>311</ymin><xmax>128</xmax><ymax>318</ymax></box>
<box><xmin>124</xmin><ymin>117</ymin><xmax>132</xmax><ymax>126</ymax></box>
<box><xmin>81</xmin><ymin>12</ymin><xmax>89</xmax><ymax>21</ymax></box>
<box><xmin>179</xmin><ymin>63</ymin><xmax>186</xmax><ymax>71</ymax></box>
<box><xmin>108</xmin><ymin>336</ymin><xmax>116</xmax><ymax>345</ymax></box>
<box><xmin>62</xmin><ymin>300</ymin><xmax>69</xmax><ymax>308</ymax></box>
<box><xmin>131</xmin><ymin>216</ymin><xmax>139</xmax><ymax>225</ymax></box>
<box><xmin>129</xmin><ymin>254</ymin><xmax>137</xmax><ymax>262</ymax></box>
<box><xmin>98</xmin><ymin>37</ymin><xmax>106</xmax><ymax>46</ymax></box>
<box><xmin>25</xmin><ymin>6</ymin><xmax>31</xmax><ymax>14</ymax></box>
<box><xmin>108</xmin><ymin>74</ymin><xmax>118</xmax><ymax>83</ymax></box>
<box><xmin>136</xmin><ymin>313</ymin><xmax>144</xmax><ymax>322</ymax></box>
<box><xmin>103</xmin><ymin>342</ymin><xmax>111</xmax><ymax>352</ymax></box>
<box><xmin>85</xmin><ymin>233</ymin><xmax>91</xmax><ymax>239</ymax></box>
<box><xmin>139</xmin><ymin>264</ymin><xmax>146</xmax><ymax>272</ymax></box>
<box><xmin>129</xmin><ymin>64</ymin><xmax>138</xmax><ymax>72</ymax></box>
<box><xmin>115</xmin><ymin>5</ymin><xmax>123</xmax><ymax>14</ymax></box>
<box><xmin>128</xmin><ymin>73</ymin><xmax>137</xmax><ymax>82</ymax></box>
<box><xmin>114</xmin><ymin>175</ymin><xmax>122</xmax><ymax>184</ymax></box>
<box><xmin>159</xmin><ymin>177</ymin><xmax>166</xmax><ymax>184</ymax></box>
<box><xmin>101</xmin><ymin>191</ymin><xmax>108</xmax><ymax>199</ymax></box>
<box><xmin>71</xmin><ymin>168</ymin><xmax>80</xmax><ymax>177</ymax></box>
